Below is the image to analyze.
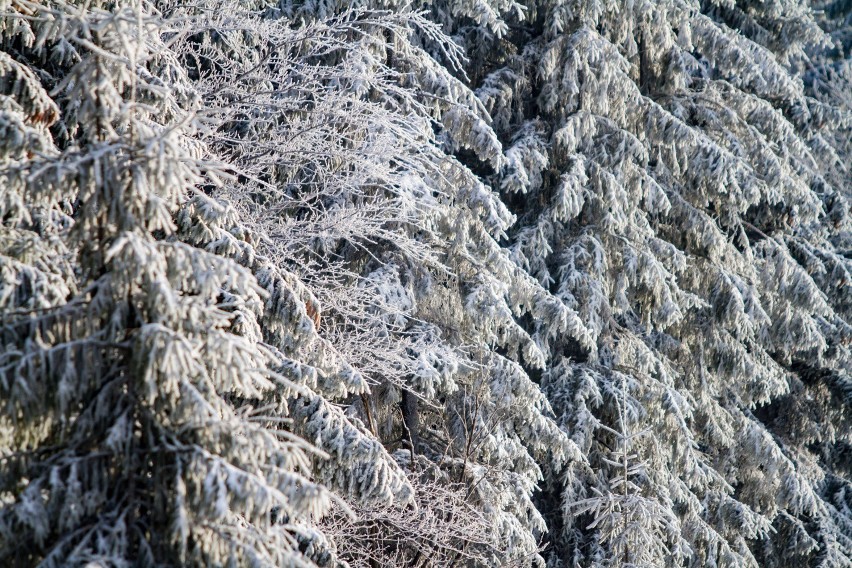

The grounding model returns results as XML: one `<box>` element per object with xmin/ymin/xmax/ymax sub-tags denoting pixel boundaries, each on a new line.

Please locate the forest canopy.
<box><xmin>0</xmin><ymin>0</ymin><xmax>850</xmax><ymax>566</ymax></box>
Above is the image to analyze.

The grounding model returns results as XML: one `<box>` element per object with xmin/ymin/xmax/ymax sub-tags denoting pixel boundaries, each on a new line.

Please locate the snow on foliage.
<box><xmin>1</xmin><ymin>0</ymin><xmax>850</xmax><ymax>567</ymax></box>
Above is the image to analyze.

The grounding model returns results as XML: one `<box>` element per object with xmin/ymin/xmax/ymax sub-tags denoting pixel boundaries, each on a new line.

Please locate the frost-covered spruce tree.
<box><xmin>0</xmin><ymin>1</ymin><xmax>337</xmax><ymax>565</ymax></box>
<box><xmin>169</xmin><ymin>0</ymin><xmax>417</xmax><ymax>507</ymax></box>
<box><xmin>175</xmin><ymin>1</ymin><xmax>593</xmax><ymax>564</ymax></box>
<box><xmin>808</xmin><ymin>0</ymin><xmax>852</xmax><ymax>193</ymax></box>
<box><xmin>402</xmin><ymin>0</ymin><xmax>852</xmax><ymax>566</ymax></box>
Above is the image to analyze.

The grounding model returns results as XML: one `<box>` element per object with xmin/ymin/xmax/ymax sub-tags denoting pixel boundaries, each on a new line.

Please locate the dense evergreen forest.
<box><xmin>1</xmin><ymin>0</ymin><xmax>851</xmax><ymax>566</ymax></box>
